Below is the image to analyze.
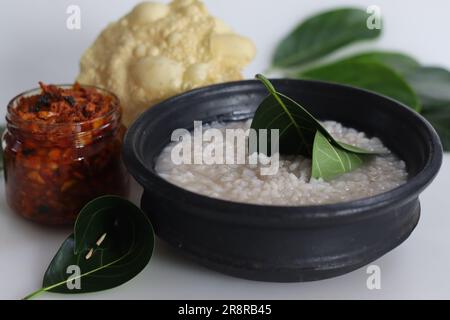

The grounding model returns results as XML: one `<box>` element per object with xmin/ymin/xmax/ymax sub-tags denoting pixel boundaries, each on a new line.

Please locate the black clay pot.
<box><xmin>123</xmin><ymin>79</ymin><xmax>442</xmax><ymax>282</ymax></box>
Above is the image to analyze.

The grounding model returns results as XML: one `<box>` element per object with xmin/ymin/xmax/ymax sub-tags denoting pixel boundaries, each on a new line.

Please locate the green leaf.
<box><xmin>251</xmin><ymin>75</ymin><xmax>377</xmax><ymax>180</ymax></box>
<box><xmin>312</xmin><ymin>131</ymin><xmax>368</xmax><ymax>180</ymax></box>
<box><xmin>406</xmin><ymin>66</ymin><xmax>450</xmax><ymax>109</ymax></box>
<box><xmin>342</xmin><ymin>51</ymin><xmax>420</xmax><ymax>75</ymax></box>
<box><xmin>405</xmin><ymin>66</ymin><xmax>450</xmax><ymax>151</ymax></box>
<box><xmin>335</xmin><ymin>141</ymin><xmax>376</xmax><ymax>154</ymax></box>
<box><xmin>422</xmin><ymin>106</ymin><xmax>450</xmax><ymax>151</ymax></box>
<box><xmin>251</xmin><ymin>74</ymin><xmax>375</xmax><ymax>157</ymax></box>
<box><xmin>251</xmin><ymin>81</ymin><xmax>319</xmax><ymax>156</ymax></box>
<box><xmin>300</xmin><ymin>60</ymin><xmax>422</xmax><ymax>111</ymax></box>
<box><xmin>24</xmin><ymin>196</ymin><xmax>154</xmax><ymax>298</ymax></box>
<box><xmin>273</xmin><ymin>8</ymin><xmax>381</xmax><ymax>68</ymax></box>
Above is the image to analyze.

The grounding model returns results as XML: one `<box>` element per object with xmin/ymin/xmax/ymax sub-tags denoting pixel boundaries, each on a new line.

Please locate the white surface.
<box><xmin>0</xmin><ymin>0</ymin><xmax>449</xmax><ymax>300</ymax></box>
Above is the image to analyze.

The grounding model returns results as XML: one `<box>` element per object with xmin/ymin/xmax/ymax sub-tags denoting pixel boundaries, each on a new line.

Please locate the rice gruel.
<box><xmin>155</xmin><ymin>119</ymin><xmax>407</xmax><ymax>205</ymax></box>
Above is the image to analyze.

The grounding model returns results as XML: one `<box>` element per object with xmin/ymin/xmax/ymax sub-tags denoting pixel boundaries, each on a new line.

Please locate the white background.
<box><xmin>0</xmin><ymin>0</ymin><xmax>449</xmax><ymax>299</ymax></box>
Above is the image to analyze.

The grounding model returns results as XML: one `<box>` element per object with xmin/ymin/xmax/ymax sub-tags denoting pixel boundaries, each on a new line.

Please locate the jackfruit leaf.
<box><xmin>406</xmin><ymin>66</ymin><xmax>450</xmax><ymax>109</ymax></box>
<box><xmin>251</xmin><ymin>74</ymin><xmax>376</xmax><ymax>180</ymax></box>
<box><xmin>23</xmin><ymin>196</ymin><xmax>154</xmax><ymax>299</ymax></box>
<box><xmin>300</xmin><ymin>60</ymin><xmax>421</xmax><ymax>111</ymax></box>
<box><xmin>312</xmin><ymin>131</ymin><xmax>368</xmax><ymax>180</ymax></box>
<box><xmin>272</xmin><ymin>8</ymin><xmax>381</xmax><ymax>68</ymax></box>
<box><xmin>406</xmin><ymin>66</ymin><xmax>450</xmax><ymax>151</ymax></box>
<box><xmin>341</xmin><ymin>51</ymin><xmax>420</xmax><ymax>76</ymax></box>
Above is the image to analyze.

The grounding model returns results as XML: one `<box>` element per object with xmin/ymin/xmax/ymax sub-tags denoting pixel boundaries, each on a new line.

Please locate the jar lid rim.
<box><xmin>6</xmin><ymin>84</ymin><xmax>121</xmax><ymax>131</ymax></box>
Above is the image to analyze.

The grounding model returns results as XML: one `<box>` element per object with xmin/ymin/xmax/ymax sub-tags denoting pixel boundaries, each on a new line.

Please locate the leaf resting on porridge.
<box><xmin>251</xmin><ymin>74</ymin><xmax>379</xmax><ymax>180</ymax></box>
<box><xmin>311</xmin><ymin>131</ymin><xmax>368</xmax><ymax>180</ymax></box>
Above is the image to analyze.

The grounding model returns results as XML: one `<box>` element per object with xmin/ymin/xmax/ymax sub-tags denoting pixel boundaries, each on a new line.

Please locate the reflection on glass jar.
<box><xmin>3</xmin><ymin>84</ymin><xmax>130</xmax><ymax>225</ymax></box>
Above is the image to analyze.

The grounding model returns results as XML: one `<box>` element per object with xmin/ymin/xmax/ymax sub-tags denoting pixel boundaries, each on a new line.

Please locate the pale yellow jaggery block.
<box><xmin>77</xmin><ymin>0</ymin><xmax>256</xmax><ymax>125</ymax></box>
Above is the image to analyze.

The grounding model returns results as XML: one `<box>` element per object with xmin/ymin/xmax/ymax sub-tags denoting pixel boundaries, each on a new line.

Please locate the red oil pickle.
<box><xmin>3</xmin><ymin>83</ymin><xmax>130</xmax><ymax>225</ymax></box>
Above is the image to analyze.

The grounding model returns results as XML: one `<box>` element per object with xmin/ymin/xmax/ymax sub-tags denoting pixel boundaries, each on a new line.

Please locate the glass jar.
<box><xmin>3</xmin><ymin>85</ymin><xmax>130</xmax><ymax>225</ymax></box>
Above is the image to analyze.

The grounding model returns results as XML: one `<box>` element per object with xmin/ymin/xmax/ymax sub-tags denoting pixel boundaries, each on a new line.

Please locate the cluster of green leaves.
<box><xmin>251</xmin><ymin>75</ymin><xmax>378</xmax><ymax>180</ymax></box>
<box><xmin>271</xmin><ymin>7</ymin><xmax>450</xmax><ymax>150</ymax></box>
<box><xmin>24</xmin><ymin>196</ymin><xmax>154</xmax><ymax>299</ymax></box>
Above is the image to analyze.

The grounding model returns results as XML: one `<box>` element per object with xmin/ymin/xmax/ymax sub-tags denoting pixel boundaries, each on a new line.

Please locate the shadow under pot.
<box><xmin>3</xmin><ymin>84</ymin><xmax>130</xmax><ymax>225</ymax></box>
<box><xmin>123</xmin><ymin>79</ymin><xmax>442</xmax><ymax>282</ymax></box>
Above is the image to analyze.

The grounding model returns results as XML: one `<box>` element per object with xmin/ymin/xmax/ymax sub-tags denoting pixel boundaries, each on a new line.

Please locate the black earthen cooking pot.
<box><xmin>123</xmin><ymin>79</ymin><xmax>442</xmax><ymax>282</ymax></box>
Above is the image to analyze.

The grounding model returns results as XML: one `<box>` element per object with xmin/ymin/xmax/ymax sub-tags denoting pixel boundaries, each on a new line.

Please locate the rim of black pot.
<box><xmin>123</xmin><ymin>79</ymin><xmax>443</xmax><ymax>225</ymax></box>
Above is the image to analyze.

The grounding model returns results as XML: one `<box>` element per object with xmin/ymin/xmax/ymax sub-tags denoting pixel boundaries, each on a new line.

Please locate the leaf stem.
<box><xmin>23</xmin><ymin>253</ymin><xmax>131</xmax><ymax>299</ymax></box>
<box><xmin>22</xmin><ymin>279</ymin><xmax>68</xmax><ymax>300</ymax></box>
<box><xmin>255</xmin><ymin>74</ymin><xmax>277</xmax><ymax>93</ymax></box>
<box><xmin>255</xmin><ymin>74</ymin><xmax>311</xmax><ymax>155</ymax></box>
<box><xmin>22</xmin><ymin>273</ymin><xmax>82</xmax><ymax>300</ymax></box>
<box><xmin>23</xmin><ymin>287</ymin><xmax>47</xmax><ymax>300</ymax></box>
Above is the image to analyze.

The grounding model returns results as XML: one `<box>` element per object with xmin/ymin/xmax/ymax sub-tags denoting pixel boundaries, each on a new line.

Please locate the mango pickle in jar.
<box><xmin>3</xmin><ymin>83</ymin><xmax>130</xmax><ymax>225</ymax></box>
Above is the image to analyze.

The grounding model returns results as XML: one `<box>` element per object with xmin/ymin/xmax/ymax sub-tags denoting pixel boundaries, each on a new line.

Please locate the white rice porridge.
<box><xmin>155</xmin><ymin>119</ymin><xmax>407</xmax><ymax>205</ymax></box>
